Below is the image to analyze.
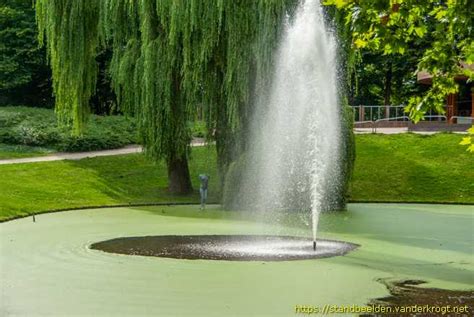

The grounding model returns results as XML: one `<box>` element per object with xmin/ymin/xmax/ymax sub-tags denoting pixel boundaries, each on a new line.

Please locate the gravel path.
<box><xmin>0</xmin><ymin>129</ymin><xmax>465</xmax><ymax>165</ymax></box>
<box><xmin>0</xmin><ymin>140</ymin><xmax>207</xmax><ymax>165</ymax></box>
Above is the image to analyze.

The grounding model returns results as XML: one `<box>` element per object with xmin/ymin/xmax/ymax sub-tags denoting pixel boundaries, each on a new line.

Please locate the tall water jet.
<box><xmin>239</xmin><ymin>0</ymin><xmax>342</xmax><ymax>247</ymax></box>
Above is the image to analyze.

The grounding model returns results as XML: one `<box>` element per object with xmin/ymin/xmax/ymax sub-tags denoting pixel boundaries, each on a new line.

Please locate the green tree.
<box><xmin>0</xmin><ymin>0</ymin><xmax>52</xmax><ymax>106</ymax></box>
<box><xmin>460</xmin><ymin>127</ymin><xmax>474</xmax><ymax>152</ymax></box>
<box><xmin>35</xmin><ymin>0</ymin><xmax>299</xmax><ymax>194</ymax></box>
<box><xmin>346</xmin><ymin>47</ymin><xmax>430</xmax><ymax>109</ymax></box>
<box><xmin>324</xmin><ymin>0</ymin><xmax>473</xmax><ymax>122</ymax></box>
<box><xmin>327</xmin><ymin>5</ymin><xmax>424</xmax><ymax>110</ymax></box>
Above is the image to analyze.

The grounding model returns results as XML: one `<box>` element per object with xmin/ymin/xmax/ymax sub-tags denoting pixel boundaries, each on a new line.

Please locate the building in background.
<box><xmin>417</xmin><ymin>62</ymin><xmax>474</xmax><ymax>123</ymax></box>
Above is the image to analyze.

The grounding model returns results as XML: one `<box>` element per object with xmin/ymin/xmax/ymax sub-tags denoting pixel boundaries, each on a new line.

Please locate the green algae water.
<box><xmin>1</xmin><ymin>204</ymin><xmax>472</xmax><ymax>316</ymax></box>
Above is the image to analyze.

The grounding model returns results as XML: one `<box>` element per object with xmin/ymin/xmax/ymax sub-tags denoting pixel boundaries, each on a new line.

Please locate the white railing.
<box><xmin>354</xmin><ymin>114</ymin><xmax>449</xmax><ymax>133</ymax></box>
<box><xmin>352</xmin><ymin>105</ymin><xmax>472</xmax><ymax>132</ymax></box>
<box><xmin>352</xmin><ymin>105</ymin><xmax>445</xmax><ymax>122</ymax></box>
<box><xmin>449</xmin><ymin>116</ymin><xmax>473</xmax><ymax>124</ymax></box>
<box><xmin>373</xmin><ymin>115</ymin><xmax>447</xmax><ymax>133</ymax></box>
<box><xmin>353</xmin><ymin>120</ymin><xmax>375</xmax><ymax>132</ymax></box>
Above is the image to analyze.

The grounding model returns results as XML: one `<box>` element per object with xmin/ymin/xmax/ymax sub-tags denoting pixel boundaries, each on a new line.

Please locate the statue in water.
<box><xmin>199</xmin><ymin>174</ymin><xmax>209</xmax><ymax>210</ymax></box>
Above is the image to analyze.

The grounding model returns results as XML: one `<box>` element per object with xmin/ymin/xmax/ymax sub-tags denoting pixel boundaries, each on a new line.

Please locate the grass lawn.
<box><xmin>350</xmin><ymin>133</ymin><xmax>474</xmax><ymax>203</ymax></box>
<box><xmin>0</xmin><ymin>145</ymin><xmax>218</xmax><ymax>221</ymax></box>
<box><xmin>0</xmin><ymin>133</ymin><xmax>472</xmax><ymax>221</ymax></box>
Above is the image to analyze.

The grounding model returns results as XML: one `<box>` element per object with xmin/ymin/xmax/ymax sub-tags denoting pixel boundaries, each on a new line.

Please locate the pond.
<box><xmin>0</xmin><ymin>203</ymin><xmax>472</xmax><ymax>316</ymax></box>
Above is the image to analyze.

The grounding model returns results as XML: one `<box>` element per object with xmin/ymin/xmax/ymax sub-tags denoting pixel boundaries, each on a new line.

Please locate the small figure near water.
<box><xmin>199</xmin><ymin>174</ymin><xmax>209</xmax><ymax>210</ymax></box>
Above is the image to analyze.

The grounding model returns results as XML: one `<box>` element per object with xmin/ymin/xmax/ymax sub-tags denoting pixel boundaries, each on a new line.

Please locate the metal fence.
<box><xmin>351</xmin><ymin>105</ymin><xmax>473</xmax><ymax>133</ymax></box>
<box><xmin>352</xmin><ymin>105</ymin><xmax>446</xmax><ymax>122</ymax></box>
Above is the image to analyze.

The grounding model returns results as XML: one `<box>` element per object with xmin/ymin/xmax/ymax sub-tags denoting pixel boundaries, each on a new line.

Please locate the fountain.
<box><xmin>91</xmin><ymin>235</ymin><xmax>357</xmax><ymax>261</ymax></box>
<box><xmin>92</xmin><ymin>0</ymin><xmax>355</xmax><ymax>261</ymax></box>
<box><xmin>240</xmin><ymin>0</ymin><xmax>342</xmax><ymax>249</ymax></box>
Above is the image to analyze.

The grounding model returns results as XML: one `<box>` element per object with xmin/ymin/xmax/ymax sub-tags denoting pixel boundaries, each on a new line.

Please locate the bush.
<box><xmin>191</xmin><ymin>121</ymin><xmax>207</xmax><ymax>138</ymax></box>
<box><xmin>222</xmin><ymin>155</ymin><xmax>246</xmax><ymax>210</ymax></box>
<box><xmin>327</xmin><ymin>104</ymin><xmax>356</xmax><ymax>211</ymax></box>
<box><xmin>0</xmin><ymin>106</ymin><xmax>138</xmax><ymax>151</ymax></box>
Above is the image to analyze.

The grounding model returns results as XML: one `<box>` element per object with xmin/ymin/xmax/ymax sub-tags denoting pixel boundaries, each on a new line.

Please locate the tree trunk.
<box><xmin>384</xmin><ymin>61</ymin><xmax>392</xmax><ymax>106</ymax></box>
<box><xmin>384</xmin><ymin>61</ymin><xmax>392</xmax><ymax>118</ymax></box>
<box><xmin>167</xmin><ymin>154</ymin><xmax>193</xmax><ymax>194</ymax></box>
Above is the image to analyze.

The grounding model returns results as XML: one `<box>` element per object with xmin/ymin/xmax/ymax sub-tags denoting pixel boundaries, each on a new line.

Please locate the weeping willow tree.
<box><xmin>36</xmin><ymin>0</ymin><xmax>101</xmax><ymax>133</ymax></box>
<box><xmin>35</xmin><ymin>0</ymin><xmax>299</xmax><ymax>194</ymax></box>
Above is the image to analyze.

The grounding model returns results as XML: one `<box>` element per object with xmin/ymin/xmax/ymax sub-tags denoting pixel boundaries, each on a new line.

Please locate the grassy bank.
<box><xmin>0</xmin><ymin>146</ymin><xmax>218</xmax><ymax>221</ymax></box>
<box><xmin>0</xmin><ymin>134</ymin><xmax>472</xmax><ymax>221</ymax></box>
<box><xmin>350</xmin><ymin>133</ymin><xmax>474</xmax><ymax>203</ymax></box>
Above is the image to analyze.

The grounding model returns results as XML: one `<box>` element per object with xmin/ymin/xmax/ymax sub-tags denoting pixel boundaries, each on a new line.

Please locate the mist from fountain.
<box><xmin>242</xmin><ymin>0</ymin><xmax>341</xmax><ymax>247</ymax></box>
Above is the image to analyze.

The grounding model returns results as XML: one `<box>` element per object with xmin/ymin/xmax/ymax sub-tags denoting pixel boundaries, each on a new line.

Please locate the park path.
<box><xmin>0</xmin><ymin>140</ymin><xmax>207</xmax><ymax>165</ymax></box>
<box><xmin>0</xmin><ymin>129</ymin><xmax>465</xmax><ymax>165</ymax></box>
<box><xmin>0</xmin><ymin>145</ymin><xmax>143</xmax><ymax>165</ymax></box>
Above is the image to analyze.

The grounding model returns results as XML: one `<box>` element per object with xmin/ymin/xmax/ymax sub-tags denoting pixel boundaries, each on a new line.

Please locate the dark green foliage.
<box><xmin>191</xmin><ymin>121</ymin><xmax>207</xmax><ymax>138</ymax></box>
<box><xmin>326</xmin><ymin>4</ymin><xmax>425</xmax><ymax>107</ymax></box>
<box><xmin>0</xmin><ymin>0</ymin><xmax>52</xmax><ymax>106</ymax></box>
<box><xmin>349</xmin><ymin>51</ymin><xmax>424</xmax><ymax>106</ymax></box>
<box><xmin>0</xmin><ymin>106</ymin><xmax>137</xmax><ymax>151</ymax></box>
<box><xmin>0</xmin><ymin>0</ymin><xmax>41</xmax><ymax>89</ymax></box>
<box><xmin>222</xmin><ymin>154</ymin><xmax>247</xmax><ymax>210</ymax></box>
<box><xmin>332</xmin><ymin>104</ymin><xmax>355</xmax><ymax>210</ymax></box>
<box><xmin>0</xmin><ymin>0</ymin><xmax>117</xmax><ymax>111</ymax></box>
<box><xmin>90</xmin><ymin>49</ymin><xmax>118</xmax><ymax>116</ymax></box>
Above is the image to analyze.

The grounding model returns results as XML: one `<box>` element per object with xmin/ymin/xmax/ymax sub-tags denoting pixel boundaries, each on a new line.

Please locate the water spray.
<box><xmin>242</xmin><ymin>0</ymin><xmax>340</xmax><ymax>249</ymax></box>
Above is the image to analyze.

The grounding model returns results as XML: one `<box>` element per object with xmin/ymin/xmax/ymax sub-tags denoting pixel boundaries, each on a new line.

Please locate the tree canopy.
<box><xmin>35</xmin><ymin>0</ymin><xmax>299</xmax><ymax>192</ymax></box>
<box><xmin>324</xmin><ymin>0</ymin><xmax>473</xmax><ymax>121</ymax></box>
<box><xmin>0</xmin><ymin>0</ymin><xmax>51</xmax><ymax>106</ymax></box>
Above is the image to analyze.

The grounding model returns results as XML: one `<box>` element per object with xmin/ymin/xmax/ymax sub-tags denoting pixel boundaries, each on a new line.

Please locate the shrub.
<box><xmin>191</xmin><ymin>120</ymin><xmax>207</xmax><ymax>138</ymax></box>
<box><xmin>222</xmin><ymin>155</ymin><xmax>245</xmax><ymax>210</ymax></box>
<box><xmin>0</xmin><ymin>106</ymin><xmax>138</xmax><ymax>151</ymax></box>
<box><xmin>327</xmin><ymin>104</ymin><xmax>356</xmax><ymax>211</ymax></box>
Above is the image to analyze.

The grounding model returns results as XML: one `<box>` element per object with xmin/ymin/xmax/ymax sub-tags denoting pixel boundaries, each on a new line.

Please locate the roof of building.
<box><xmin>417</xmin><ymin>62</ymin><xmax>473</xmax><ymax>85</ymax></box>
